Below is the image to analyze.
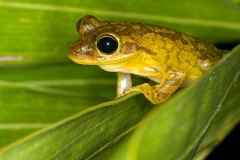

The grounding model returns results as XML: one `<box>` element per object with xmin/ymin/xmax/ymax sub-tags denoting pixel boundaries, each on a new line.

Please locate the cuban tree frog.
<box><xmin>68</xmin><ymin>15</ymin><xmax>224</xmax><ymax>104</ymax></box>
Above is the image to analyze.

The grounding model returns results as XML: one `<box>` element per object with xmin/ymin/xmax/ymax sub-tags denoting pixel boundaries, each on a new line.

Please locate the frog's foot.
<box><xmin>123</xmin><ymin>83</ymin><xmax>165</xmax><ymax>104</ymax></box>
<box><xmin>123</xmin><ymin>71</ymin><xmax>186</xmax><ymax>104</ymax></box>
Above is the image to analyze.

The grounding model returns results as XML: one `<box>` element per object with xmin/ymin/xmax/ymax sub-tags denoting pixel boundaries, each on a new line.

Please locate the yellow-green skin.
<box><xmin>69</xmin><ymin>15</ymin><xmax>224</xmax><ymax>104</ymax></box>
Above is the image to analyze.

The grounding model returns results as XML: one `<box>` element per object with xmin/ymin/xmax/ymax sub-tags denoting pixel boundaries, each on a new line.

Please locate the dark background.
<box><xmin>206</xmin><ymin>123</ymin><xmax>239</xmax><ymax>160</ymax></box>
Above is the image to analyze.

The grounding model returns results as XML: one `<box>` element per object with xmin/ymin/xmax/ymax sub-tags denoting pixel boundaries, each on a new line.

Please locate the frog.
<box><xmin>68</xmin><ymin>15</ymin><xmax>225</xmax><ymax>104</ymax></box>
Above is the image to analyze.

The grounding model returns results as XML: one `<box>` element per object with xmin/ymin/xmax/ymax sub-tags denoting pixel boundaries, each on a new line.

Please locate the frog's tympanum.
<box><xmin>68</xmin><ymin>15</ymin><xmax>225</xmax><ymax>104</ymax></box>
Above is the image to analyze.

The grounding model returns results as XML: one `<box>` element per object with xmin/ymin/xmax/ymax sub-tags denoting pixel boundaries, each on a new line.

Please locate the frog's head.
<box><xmin>68</xmin><ymin>15</ymin><xmax>138</xmax><ymax>66</ymax></box>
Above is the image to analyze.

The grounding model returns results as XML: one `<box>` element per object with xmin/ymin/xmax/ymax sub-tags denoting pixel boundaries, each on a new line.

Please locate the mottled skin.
<box><xmin>68</xmin><ymin>15</ymin><xmax>224</xmax><ymax>104</ymax></box>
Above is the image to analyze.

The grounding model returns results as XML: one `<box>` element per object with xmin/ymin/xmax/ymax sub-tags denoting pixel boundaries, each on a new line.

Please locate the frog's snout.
<box><xmin>69</xmin><ymin>40</ymin><xmax>94</xmax><ymax>55</ymax></box>
<box><xmin>68</xmin><ymin>41</ymin><xmax>96</xmax><ymax>64</ymax></box>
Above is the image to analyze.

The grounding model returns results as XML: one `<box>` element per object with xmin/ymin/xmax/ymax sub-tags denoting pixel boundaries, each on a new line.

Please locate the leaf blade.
<box><xmin>0</xmin><ymin>64</ymin><xmax>116</xmax><ymax>148</ymax></box>
<box><xmin>0</xmin><ymin>93</ymin><xmax>152</xmax><ymax>160</ymax></box>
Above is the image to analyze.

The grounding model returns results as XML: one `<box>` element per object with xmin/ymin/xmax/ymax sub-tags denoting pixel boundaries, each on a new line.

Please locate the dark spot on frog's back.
<box><xmin>139</xmin><ymin>47</ymin><xmax>157</xmax><ymax>56</ymax></box>
<box><xmin>181</xmin><ymin>39</ymin><xmax>188</xmax><ymax>45</ymax></box>
<box><xmin>164</xmin><ymin>54</ymin><xmax>170</xmax><ymax>64</ymax></box>
<box><xmin>161</xmin><ymin>32</ymin><xmax>183</xmax><ymax>41</ymax></box>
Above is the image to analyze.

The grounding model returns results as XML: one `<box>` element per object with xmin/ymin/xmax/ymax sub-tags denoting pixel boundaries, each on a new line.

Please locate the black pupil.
<box><xmin>97</xmin><ymin>36</ymin><xmax>118</xmax><ymax>54</ymax></box>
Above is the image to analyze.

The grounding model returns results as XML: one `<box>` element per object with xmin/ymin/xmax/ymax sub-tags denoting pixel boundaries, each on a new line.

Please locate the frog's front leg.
<box><xmin>117</xmin><ymin>72</ymin><xmax>132</xmax><ymax>97</ymax></box>
<box><xmin>124</xmin><ymin>70</ymin><xmax>186</xmax><ymax>104</ymax></box>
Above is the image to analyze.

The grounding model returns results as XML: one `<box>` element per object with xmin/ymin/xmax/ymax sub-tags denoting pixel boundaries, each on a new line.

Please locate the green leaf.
<box><xmin>0</xmin><ymin>44</ymin><xmax>239</xmax><ymax>159</ymax></box>
<box><xmin>0</xmin><ymin>93</ymin><xmax>153</xmax><ymax>160</ymax></box>
<box><xmin>0</xmin><ymin>0</ymin><xmax>240</xmax><ymax>66</ymax></box>
<box><xmin>0</xmin><ymin>64</ymin><xmax>116</xmax><ymax>147</ymax></box>
<box><xmin>0</xmin><ymin>0</ymin><xmax>240</xmax><ymax>159</ymax></box>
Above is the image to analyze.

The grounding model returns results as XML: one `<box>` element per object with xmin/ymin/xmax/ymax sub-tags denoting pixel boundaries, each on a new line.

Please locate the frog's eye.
<box><xmin>97</xmin><ymin>35</ymin><xmax>118</xmax><ymax>55</ymax></box>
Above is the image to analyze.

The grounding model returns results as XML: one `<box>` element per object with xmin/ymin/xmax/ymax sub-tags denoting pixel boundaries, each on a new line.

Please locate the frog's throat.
<box><xmin>99</xmin><ymin>64</ymin><xmax>128</xmax><ymax>73</ymax></box>
<box><xmin>69</xmin><ymin>58</ymin><xmax>128</xmax><ymax>66</ymax></box>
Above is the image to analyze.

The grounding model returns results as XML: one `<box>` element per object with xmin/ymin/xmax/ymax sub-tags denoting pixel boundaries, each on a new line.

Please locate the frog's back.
<box><xmin>135</xmin><ymin>24</ymin><xmax>225</xmax><ymax>79</ymax></box>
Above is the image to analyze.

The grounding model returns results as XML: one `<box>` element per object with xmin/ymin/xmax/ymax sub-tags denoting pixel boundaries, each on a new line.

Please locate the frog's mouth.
<box><xmin>68</xmin><ymin>50</ymin><xmax>132</xmax><ymax>66</ymax></box>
